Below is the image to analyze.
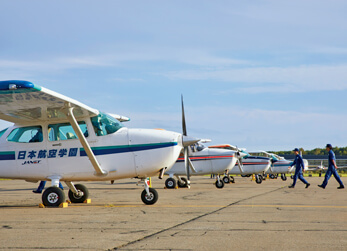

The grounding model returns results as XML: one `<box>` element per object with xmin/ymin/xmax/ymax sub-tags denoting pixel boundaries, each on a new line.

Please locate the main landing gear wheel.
<box><xmin>165</xmin><ymin>178</ymin><xmax>176</xmax><ymax>189</ymax></box>
<box><xmin>255</xmin><ymin>175</ymin><xmax>262</xmax><ymax>184</ymax></box>
<box><xmin>281</xmin><ymin>173</ymin><xmax>287</xmax><ymax>181</ymax></box>
<box><xmin>42</xmin><ymin>187</ymin><xmax>65</xmax><ymax>207</ymax></box>
<box><xmin>229</xmin><ymin>176</ymin><xmax>235</xmax><ymax>183</ymax></box>
<box><xmin>222</xmin><ymin>176</ymin><xmax>230</xmax><ymax>184</ymax></box>
<box><xmin>141</xmin><ymin>188</ymin><xmax>158</xmax><ymax>205</ymax></box>
<box><xmin>68</xmin><ymin>184</ymin><xmax>89</xmax><ymax>203</ymax></box>
<box><xmin>269</xmin><ymin>174</ymin><xmax>275</xmax><ymax>179</ymax></box>
<box><xmin>215</xmin><ymin>180</ymin><xmax>224</xmax><ymax>189</ymax></box>
<box><xmin>177</xmin><ymin>177</ymin><xmax>188</xmax><ymax>188</ymax></box>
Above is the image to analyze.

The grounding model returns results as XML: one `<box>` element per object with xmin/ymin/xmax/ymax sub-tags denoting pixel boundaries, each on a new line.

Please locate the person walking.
<box><xmin>288</xmin><ymin>148</ymin><xmax>310</xmax><ymax>188</ymax></box>
<box><xmin>318</xmin><ymin>144</ymin><xmax>345</xmax><ymax>189</ymax></box>
<box><xmin>33</xmin><ymin>181</ymin><xmax>64</xmax><ymax>193</ymax></box>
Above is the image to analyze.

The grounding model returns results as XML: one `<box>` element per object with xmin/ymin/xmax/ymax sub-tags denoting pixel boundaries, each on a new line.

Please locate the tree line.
<box><xmin>270</xmin><ymin>146</ymin><xmax>347</xmax><ymax>156</ymax></box>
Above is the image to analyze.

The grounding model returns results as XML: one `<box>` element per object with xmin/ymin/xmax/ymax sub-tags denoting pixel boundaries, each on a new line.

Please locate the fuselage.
<box><xmin>165</xmin><ymin>143</ymin><xmax>237</xmax><ymax>176</ymax></box>
<box><xmin>0</xmin><ymin>116</ymin><xmax>182</xmax><ymax>181</ymax></box>
<box><xmin>231</xmin><ymin>156</ymin><xmax>271</xmax><ymax>174</ymax></box>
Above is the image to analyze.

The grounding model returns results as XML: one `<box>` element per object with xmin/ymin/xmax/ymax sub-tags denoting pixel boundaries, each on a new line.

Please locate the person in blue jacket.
<box><xmin>288</xmin><ymin>148</ymin><xmax>310</xmax><ymax>188</ymax></box>
<box><xmin>318</xmin><ymin>144</ymin><xmax>345</xmax><ymax>189</ymax></box>
<box><xmin>33</xmin><ymin>181</ymin><xmax>64</xmax><ymax>193</ymax></box>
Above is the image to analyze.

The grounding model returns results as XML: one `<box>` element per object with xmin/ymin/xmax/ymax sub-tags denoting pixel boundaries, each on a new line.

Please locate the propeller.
<box><xmin>181</xmin><ymin>95</ymin><xmax>199</xmax><ymax>187</ymax></box>
<box><xmin>232</xmin><ymin>145</ymin><xmax>248</xmax><ymax>173</ymax></box>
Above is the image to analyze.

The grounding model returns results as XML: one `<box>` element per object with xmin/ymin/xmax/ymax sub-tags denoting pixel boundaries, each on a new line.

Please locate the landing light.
<box><xmin>9</xmin><ymin>84</ymin><xmax>17</xmax><ymax>90</ymax></box>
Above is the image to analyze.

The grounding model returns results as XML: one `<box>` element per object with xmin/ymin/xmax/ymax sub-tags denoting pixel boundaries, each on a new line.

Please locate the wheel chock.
<box><xmin>59</xmin><ymin>202</ymin><xmax>69</xmax><ymax>208</ymax></box>
<box><xmin>175</xmin><ymin>186</ymin><xmax>178</xmax><ymax>189</ymax></box>
<box><xmin>38</xmin><ymin>203</ymin><xmax>45</xmax><ymax>208</ymax></box>
<box><xmin>83</xmin><ymin>199</ymin><xmax>91</xmax><ymax>204</ymax></box>
<box><xmin>66</xmin><ymin>200</ymin><xmax>72</xmax><ymax>204</ymax></box>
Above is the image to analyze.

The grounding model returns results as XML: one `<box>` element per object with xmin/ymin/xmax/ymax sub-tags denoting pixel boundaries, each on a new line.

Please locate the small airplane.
<box><xmin>0</xmin><ymin>80</ymin><xmax>197</xmax><ymax>207</ymax></box>
<box><xmin>164</xmin><ymin>140</ymin><xmax>238</xmax><ymax>189</ymax></box>
<box><xmin>208</xmin><ymin>145</ymin><xmax>271</xmax><ymax>184</ymax></box>
<box><xmin>306</xmin><ymin>160</ymin><xmax>326</xmax><ymax>172</ymax></box>
<box><xmin>248</xmin><ymin>151</ymin><xmax>309</xmax><ymax>181</ymax></box>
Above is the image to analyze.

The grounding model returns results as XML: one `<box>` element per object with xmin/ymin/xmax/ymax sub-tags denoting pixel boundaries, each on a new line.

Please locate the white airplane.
<box><xmin>248</xmin><ymin>151</ymin><xmax>309</xmax><ymax>181</ymax></box>
<box><xmin>164</xmin><ymin>141</ymin><xmax>238</xmax><ymax>189</ymax></box>
<box><xmin>0</xmin><ymin>80</ymin><xmax>196</xmax><ymax>207</ymax></box>
<box><xmin>208</xmin><ymin>145</ymin><xmax>271</xmax><ymax>184</ymax></box>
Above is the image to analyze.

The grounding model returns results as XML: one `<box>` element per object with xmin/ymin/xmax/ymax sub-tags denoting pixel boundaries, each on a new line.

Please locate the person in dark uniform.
<box><xmin>318</xmin><ymin>144</ymin><xmax>345</xmax><ymax>189</ymax></box>
<box><xmin>33</xmin><ymin>181</ymin><xmax>64</xmax><ymax>193</ymax></box>
<box><xmin>288</xmin><ymin>148</ymin><xmax>310</xmax><ymax>188</ymax></box>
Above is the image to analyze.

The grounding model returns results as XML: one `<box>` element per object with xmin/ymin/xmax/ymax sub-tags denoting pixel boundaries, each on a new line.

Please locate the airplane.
<box><xmin>164</xmin><ymin>140</ymin><xmax>238</xmax><ymax>189</ymax></box>
<box><xmin>248</xmin><ymin>151</ymin><xmax>309</xmax><ymax>181</ymax></box>
<box><xmin>208</xmin><ymin>145</ymin><xmax>271</xmax><ymax>184</ymax></box>
<box><xmin>0</xmin><ymin>80</ymin><xmax>197</xmax><ymax>207</ymax></box>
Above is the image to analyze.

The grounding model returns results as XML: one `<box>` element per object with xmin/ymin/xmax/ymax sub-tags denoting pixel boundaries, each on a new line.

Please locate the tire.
<box><xmin>269</xmin><ymin>174</ymin><xmax>275</xmax><ymax>179</ymax></box>
<box><xmin>281</xmin><ymin>174</ymin><xmax>287</xmax><ymax>181</ymax></box>
<box><xmin>177</xmin><ymin>177</ymin><xmax>188</xmax><ymax>188</ymax></box>
<box><xmin>42</xmin><ymin>187</ymin><xmax>65</xmax><ymax>207</ymax></box>
<box><xmin>255</xmin><ymin>175</ymin><xmax>262</xmax><ymax>184</ymax></box>
<box><xmin>68</xmin><ymin>184</ymin><xmax>89</xmax><ymax>203</ymax></box>
<box><xmin>215</xmin><ymin>180</ymin><xmax>224</xmax><ymax>189</ymax></box>
<box><xmin>222</xmin><ymin>176</ymin><xmax>230</xmax><ymax>184</ymax></box>
<box><xmin>165</xmin><ymin>178</ymin><xmax>176</xmax><ymax>189</ymax></box>
<box><xmin>229</xmin><ymin>176</ymin><xmax>235</xmax><ymax>183</ymax></box>
<box><xmin>141</xmin><ymin>188</ymin><xmax>158</xmax><ymax>205</ymax></box>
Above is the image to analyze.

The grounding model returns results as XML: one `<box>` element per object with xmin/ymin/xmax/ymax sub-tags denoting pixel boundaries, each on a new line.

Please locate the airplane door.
<box><xmin>8</xmin><ymin>126</ymin><xmax>49</xmax><ymax>179</ymax></box>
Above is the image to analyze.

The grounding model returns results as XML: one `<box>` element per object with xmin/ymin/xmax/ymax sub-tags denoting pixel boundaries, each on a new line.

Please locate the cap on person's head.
<box><xmin>326</xmin><ymin>144</ymin><xmax>332</xmax><ymax>149</ymax></box>
<box><xmin>293</xmin><ymin>148</ymin><xmax>300</xmax><ymax>152</ymax></box>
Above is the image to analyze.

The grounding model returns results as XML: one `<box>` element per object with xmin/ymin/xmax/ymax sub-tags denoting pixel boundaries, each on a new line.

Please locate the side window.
<box><xmin>48</xmin><ymin>121</ymin><xmax>88</xmax><ymax>141</ymax></box>
<box><xmin>7</xmin><ymin>126</ymin><xmax>43</xmax><ymax>143</ymax></box>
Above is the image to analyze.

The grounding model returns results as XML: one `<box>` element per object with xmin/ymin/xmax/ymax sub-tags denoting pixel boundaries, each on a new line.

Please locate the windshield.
<box><xmin>91</xmin><ymin>112</ymin><xmax>123</xmax><ymax>136</ymax></box>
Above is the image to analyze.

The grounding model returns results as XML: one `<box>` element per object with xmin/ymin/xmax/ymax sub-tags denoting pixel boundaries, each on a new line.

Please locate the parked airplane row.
<box><xmin>0</xmin><ymin>80</ymin><xmax>304</xmax><ymax>207</ymax></box>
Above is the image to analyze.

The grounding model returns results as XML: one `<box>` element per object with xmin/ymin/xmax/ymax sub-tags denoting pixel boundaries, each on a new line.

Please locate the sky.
<box><xmin>1</xmin><ymin>0</ymin><xmax>347</xmax><ymax>151</ymax></box>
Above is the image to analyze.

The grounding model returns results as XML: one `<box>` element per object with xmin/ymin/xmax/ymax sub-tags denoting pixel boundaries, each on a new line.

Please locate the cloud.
<box><xmin>122</xmin><ymin>105</ymin><xmax>347</xmax><ymax>151</ymax></box>
<box><xmin>162</xmin><ymin>64</ymin><xmax>347</xmax><ymax>93</ymax></box>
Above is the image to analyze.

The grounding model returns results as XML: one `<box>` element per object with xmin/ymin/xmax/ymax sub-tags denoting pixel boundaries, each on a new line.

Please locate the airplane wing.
<box><xmin>0</xmin><ymin>80</ymin><xmax>99</xmax><ymax>123</ymax></box>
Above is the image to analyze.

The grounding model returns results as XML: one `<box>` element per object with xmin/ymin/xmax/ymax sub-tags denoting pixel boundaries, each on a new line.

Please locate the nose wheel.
<box><xmin>141</xmin><ymin>178</ymin><xmax>158</xmax><ymax>205</ymax></box>
<box><xmin>141</xmin><ymin>188</ymin><xmax>158</xmax><ymax>205</ymax></box>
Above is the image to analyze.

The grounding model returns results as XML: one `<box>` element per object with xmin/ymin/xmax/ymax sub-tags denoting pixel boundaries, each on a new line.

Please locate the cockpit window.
<box><xmin>190</xmin><ymin>142</ymin><xmax>205</xmax><ymax>152</ymax></box>
<box><xmin>0</xmin><ymin>127</ymin><xmax>8</xmax><ymax>138</ymax></box>
<box><xmin>91</xmin><ymin>112</ymin><xmax>123</xmax><ymax>136</ymax></box>
<box><xmin>7</xmin><ymin>126</ymin><xmax>43</xmax><ymax>143</ymax></box>
<box><xmin>48</xmin><ymin>121</ymin><xmax>87</xmax><ymax>141</ymax></box>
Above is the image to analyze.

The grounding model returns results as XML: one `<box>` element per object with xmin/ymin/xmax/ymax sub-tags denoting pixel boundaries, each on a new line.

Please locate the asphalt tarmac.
<box><xmin>0</xmin><ymin>176</ymin><xmax>346</xmax><ymax>251</ymax></box>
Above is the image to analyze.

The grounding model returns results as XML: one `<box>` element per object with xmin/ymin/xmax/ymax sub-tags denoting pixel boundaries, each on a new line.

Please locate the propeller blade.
<box><xmin>188</xmin><ymin>157</ymin><xmax>197</xmax><ymax>173</ymax></box>
<box><xmin>237</xmin><ymin>158</ymin><xmax>244</xmax><ymax>173</ymax></box>
<box><xmin>181</xmin><ymin>95</ymin><xmax>187</xmax><ymax>136</ymax></box>
<box><xmin>269</xmin><ymin>159</ymin><xmax>274</xmax><ymax>172</ymax></box>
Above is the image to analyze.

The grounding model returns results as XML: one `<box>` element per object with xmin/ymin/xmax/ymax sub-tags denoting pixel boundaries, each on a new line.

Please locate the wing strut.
<box><xmin>64</xmin><ymin>103</ymin><xmax>108</xmax><ymax>176</ymax></box>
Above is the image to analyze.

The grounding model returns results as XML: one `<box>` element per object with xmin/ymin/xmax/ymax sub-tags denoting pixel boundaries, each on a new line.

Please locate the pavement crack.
<box><xmin>110</xmin><ymin>186</ymin><xmax>284</xmax><ymax>250</ymax></box>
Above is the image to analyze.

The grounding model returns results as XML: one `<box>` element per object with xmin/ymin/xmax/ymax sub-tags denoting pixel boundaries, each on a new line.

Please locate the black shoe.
<box><xmin>32</xmin><ymin>190</ymin><xmax>42</xmax><ymax>194</ymax></box>
<box><xmin>337</xmin><ymin>186</ymin><xmax>345</xmax><ymax>189</ymax></box>
<box><xmin>288</xmin><ymin>185</ymin><xmax>294</xmax><ymax>188</ymax></box>
<box><xmin>305</xmin><ymin>183</ymin><xmax>310</xmax><ymax>189</ymax></box>
<box><xmin>318</xmin><ymin>184</ymin><xmax>325</xmax><ymax>189</ymax></box>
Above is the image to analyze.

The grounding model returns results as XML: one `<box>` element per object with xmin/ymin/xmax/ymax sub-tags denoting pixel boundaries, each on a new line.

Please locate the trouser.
<box><xmin>292</xmin><ymin>169</ymin><xmax>308</xmax><ymax>187</ymax></box>
<box><xmin>321</xmin><ymin>166</ymin><xmax>344</xmax><ymax>187</ymax></box>
<box><xmin>36</xmin><ymin>181</ymin><xmax>64</xmax><ymax>192</ymax></box>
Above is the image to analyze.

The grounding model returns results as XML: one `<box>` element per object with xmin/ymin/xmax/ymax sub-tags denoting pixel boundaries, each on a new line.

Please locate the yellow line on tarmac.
<box><xmin>236</xmin><ymin>204</ymin><xmax>347</xmax><ymax>209</ymax></box>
